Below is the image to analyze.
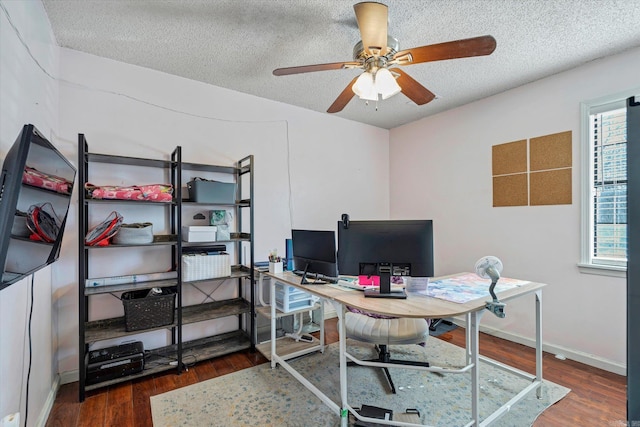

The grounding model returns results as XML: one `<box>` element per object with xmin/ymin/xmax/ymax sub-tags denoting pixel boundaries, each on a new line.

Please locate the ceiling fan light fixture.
<box><xmin>352</xmin><ymin>71</ymin><xmax>378</xmax><ymax>101</ymax></box>
<box><xmin>375</xmin><ymin>68</ymin><xmax>401</xmax><ymax>100</ymax></box>
<box><xmin>273</xmin><ymin>2</ymin><xmax>497</xmax><ymax>114</ymax></box>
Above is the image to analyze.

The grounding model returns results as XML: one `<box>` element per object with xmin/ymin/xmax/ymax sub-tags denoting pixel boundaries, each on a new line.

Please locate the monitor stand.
<box><xmin>363</xmin><ymin>264</ymin><xmax>407</xmax><ymax>299</ymax></box>
<box><xmin>299</xmin><ymin>263</ymin><xmax>314</xmax><ymax>284</ymax></box>
<box><xmin>363</xmin><ymin>288</ymin><xmax>407</xmax><ymax>299</ymax></box>
<box><xmin>298</xmin><ymin>263</ymin><xmax>333</xmax><ymax>285</ymax></box>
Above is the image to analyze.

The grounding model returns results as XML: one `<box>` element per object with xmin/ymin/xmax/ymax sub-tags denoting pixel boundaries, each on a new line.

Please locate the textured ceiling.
<box><xmin>42</xmin><ymin>0</ymin><xmax>640</xmax><ymax>129</ymax></box>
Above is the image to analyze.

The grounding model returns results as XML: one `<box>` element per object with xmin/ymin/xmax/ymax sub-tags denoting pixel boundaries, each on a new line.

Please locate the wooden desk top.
<box><xmin>264</xmin><ymin>271</ymin><xmax>546</xmax><ymax>319</ymax></box>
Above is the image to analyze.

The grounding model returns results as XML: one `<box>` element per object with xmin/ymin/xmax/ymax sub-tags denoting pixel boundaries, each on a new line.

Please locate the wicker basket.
<box><xmin>121</xmin><ymin>287</ymin><xmax>176</xmax><ymax>331</ymax></box>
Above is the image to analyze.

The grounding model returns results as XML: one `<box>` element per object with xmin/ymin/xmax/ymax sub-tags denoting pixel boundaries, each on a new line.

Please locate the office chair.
<box><xmin>344</xmin><ymin>311</ymin><xmax>430</xmax><ymax>394</ymax></box>
<box><xmin>429</xmin><ymin>317</ymin><xmax>453</xmax><ymax>332</ymax></box>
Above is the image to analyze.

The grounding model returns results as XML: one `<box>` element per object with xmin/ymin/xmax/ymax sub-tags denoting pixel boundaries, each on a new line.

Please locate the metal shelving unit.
<box><xmin>78</xmin><ymin>135</ymin><xmax>181</xmax><ymax>401</ymax></box>
<box><xmin>77</xmin><ymin>136</ymin><xmax>255</xmax><ymax>401</ymax></box>
<box><xmin>178</xmin><ymin>155</ymin><xmax>255</xmax><ymax>366</ymax></box>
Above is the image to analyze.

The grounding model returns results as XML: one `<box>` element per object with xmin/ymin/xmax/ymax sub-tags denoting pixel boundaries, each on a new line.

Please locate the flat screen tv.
<box><xmin>291</xmin><ymin>229</ymin><xmax>338</xmax><ymax>284</ymax></box>
<box><xmin>0</xmin><ymin>124</ymin><xmax>76</xmax><ymax>291</ymax></box>
<box><xmin>337</xmin><ymin>219</ymin><xmax>434</xmax><ymax>298</ymax></box>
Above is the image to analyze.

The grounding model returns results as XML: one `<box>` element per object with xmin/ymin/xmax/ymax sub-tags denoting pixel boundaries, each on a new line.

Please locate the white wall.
<box><xmin>55</xmin><ymin>49</ymin><xmax>390</xmax><ymax>375</ymax></box>
<box><xmin>390</xmin><ymin>47</ymin><xmax>640</xmax><ymax>373</ymax></box>
<box><xmin>0</xmin><ymin>1</ymin><xmax>60</xmax><ymax>425</ymax></box>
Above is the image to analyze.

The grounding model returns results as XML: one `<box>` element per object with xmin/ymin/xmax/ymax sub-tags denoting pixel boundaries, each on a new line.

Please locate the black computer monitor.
<box><xmin>337</xmin><ymin>219</ymin><xmax>434</xmax><ymax>298</ymax></box>
<box><xmin>291</xmin><ymin>229</ymin><xmax>338</xmax><ymax>284</ymax></box>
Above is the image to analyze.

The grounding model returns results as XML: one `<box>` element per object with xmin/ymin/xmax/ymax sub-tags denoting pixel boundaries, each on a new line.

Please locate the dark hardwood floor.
<box><xmin>46</xmin><ymin>318</ymin><xmax>626</xmax><ymax>426</ymax></box>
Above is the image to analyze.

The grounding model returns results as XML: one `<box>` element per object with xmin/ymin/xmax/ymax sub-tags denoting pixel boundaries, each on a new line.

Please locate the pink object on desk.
<box><xmin>358</xmin><ymin>275</ymin><xmax>380</xmax><ymax>286</ymax></box>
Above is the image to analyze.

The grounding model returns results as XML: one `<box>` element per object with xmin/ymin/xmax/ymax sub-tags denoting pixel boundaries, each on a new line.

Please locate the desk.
<box><xmin>254</xmin><ymin>271</ymin><xmax>324</xmax><ymax>360</ymax></box>
<box><xmin>267</xmin><ymin>271</ymin><xmax>545</xmax><ymax>427</ymax></box>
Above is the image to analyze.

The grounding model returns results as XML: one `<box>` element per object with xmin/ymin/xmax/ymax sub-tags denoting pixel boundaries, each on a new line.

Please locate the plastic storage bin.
<box><xmin>274</xmin><ymin>281</ymin><xmax>315</xmax><ymax>313</ymax></box>
<box><xmin>186</xmin><ymin>179</ymin><xmax>236</xmax><ymax>203</ymax></box>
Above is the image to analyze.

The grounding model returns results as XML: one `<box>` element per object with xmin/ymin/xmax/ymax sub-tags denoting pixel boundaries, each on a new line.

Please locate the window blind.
<box><xmin>591</xmin><ymin>106</ymin><xmax>627</xmax><ymax>264</ymax></box>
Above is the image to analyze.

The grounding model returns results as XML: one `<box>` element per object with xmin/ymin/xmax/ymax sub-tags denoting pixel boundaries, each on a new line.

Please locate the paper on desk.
<box><xmin>405</xmin><ymin>277</ymin><xmax>429</xmax><ymax>292</ymax></box>
<box><xmin>410</xmin><ymin>273</ymin><xmax>529</xmax><ymax>303</ymax></box>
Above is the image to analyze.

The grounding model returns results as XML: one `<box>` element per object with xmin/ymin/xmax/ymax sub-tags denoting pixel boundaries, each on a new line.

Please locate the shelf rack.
<box><xmin>77</xmin><ymin>136</ymin><xmax>255</xmax><ymax>401</ymax></box>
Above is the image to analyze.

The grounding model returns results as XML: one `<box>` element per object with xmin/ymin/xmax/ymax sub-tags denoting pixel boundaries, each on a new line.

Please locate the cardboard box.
<box><xmin>182</xmin><ymin>225</ymin><xmax>217</xmax><ymax>242</ymax></box>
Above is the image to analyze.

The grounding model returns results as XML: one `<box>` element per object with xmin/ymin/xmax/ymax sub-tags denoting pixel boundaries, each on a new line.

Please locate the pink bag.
<box><xmin>85</xmin><ymin>183</ymin><xmax>173</xmax><ymax>202</ymax></box>
<box><xmin>23</xmin><ymin>166</ymin><xmax>73</xmax><ymax>195</ymax></box>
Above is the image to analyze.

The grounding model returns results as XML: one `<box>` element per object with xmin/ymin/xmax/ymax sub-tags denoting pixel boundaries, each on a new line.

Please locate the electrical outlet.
<box><xmin>1</xmin><ymin>413</ymin><xmax>20</xmax><ymax>427</ymax></box>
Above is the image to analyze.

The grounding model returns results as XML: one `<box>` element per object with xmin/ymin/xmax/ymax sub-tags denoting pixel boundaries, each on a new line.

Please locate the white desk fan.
<box><xmin>475</xmin><ymin>256</ymin><xmax>506</xmax><ymax>318</ymax></box>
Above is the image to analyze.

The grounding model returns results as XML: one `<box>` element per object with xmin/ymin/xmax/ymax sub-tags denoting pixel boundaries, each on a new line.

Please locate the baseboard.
<box><xmin>35</xmin><ymin>374</ymin><xmax>61</xmax><ymax>427</ymax></box>
<box><xmin>59</xmin><ymin>369</ymin><xmax>79</xmax><ymax>385</ymax></box>
<box><xmin>323</xmin><ymin>304</ymin><xmax>337</xmax><ymax>319</ymax></box>
<box><xmin>451</xmin><ymin>319</ymin><xmax>626</xmax><ymax>376</ymax></box>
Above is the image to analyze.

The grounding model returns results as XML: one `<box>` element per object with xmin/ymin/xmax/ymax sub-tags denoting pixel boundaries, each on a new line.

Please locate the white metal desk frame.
<box><xmin>267</xmin><ymin>275</ymin><xmax>326</xmax><ymax>362</ymax></box>
<box><xmin>268</xmin><ymin>272</ymin><xmax>543</xmax><ymax>427</ymax></box>
<box><xmin>254</xmin><ymin>271</ymin><xmax>325</xmax><ymax>356</ymax></box>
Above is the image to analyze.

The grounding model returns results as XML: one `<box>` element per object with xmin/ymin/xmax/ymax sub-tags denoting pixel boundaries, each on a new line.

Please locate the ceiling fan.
<box><xmin>273</xmin><ymin>1</ymin><xmax>496</xmax><ymax>113</ymax></box>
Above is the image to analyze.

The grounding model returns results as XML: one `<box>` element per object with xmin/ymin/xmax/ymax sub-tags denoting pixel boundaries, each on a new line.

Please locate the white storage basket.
<box><xmin>182</xmin><ymin>252</ymin><xmax>231</xmax><ymax>282</ymax></box>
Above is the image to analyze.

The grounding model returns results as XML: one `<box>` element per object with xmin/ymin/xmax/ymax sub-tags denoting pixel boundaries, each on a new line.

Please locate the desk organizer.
<box><xmin>182</xmin><ymin>252</ymin><xmax>231</xmax><ymax>281</ymax></box>
<box><xmin>274</xmin><ymin>281</ymin><xmax>315</xmax><ymax>313</ymax></box>
<box><xmin>121</xmin><ymin>287</ymin><xmax>176</xmax><ymax>332</ymax></box>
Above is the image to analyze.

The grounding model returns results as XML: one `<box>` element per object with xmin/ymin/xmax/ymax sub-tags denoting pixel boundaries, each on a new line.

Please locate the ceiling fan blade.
<box><xmin>394</xmin><ymin>35</ymin><xmax>496</xmax><ymax>65</ymax></box>
<box><xmin>392</xmin><ymin>68</ymin><xmax>436</xmax><ymax>105</ymax></box>
<box><xmin>354</xmin><ymin>2</ymin><xmax>388</xmax><ymax>55</ymax></box>
<box><xmin>327</xmin><ymin>76</ymin><xmax>359</xmax><ymax>113</ymax></box>
<box><xmin>273</xmin><ymin>61</ymin><xmax>360</xmax><ymax>76</ymax></box>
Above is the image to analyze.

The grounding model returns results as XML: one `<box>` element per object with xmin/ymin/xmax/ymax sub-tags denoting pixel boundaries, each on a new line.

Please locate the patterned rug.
<box><xmin>150</xmin><ymin>339</ymin><xmax>569</xmax><ymax>427</ymax></box>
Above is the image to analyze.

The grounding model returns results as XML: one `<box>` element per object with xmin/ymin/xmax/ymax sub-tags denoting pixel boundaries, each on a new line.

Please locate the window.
<box><xmin>581</xmin><ymin>97</ymin><xmax>629</xmax><ymax>275</ymax></box>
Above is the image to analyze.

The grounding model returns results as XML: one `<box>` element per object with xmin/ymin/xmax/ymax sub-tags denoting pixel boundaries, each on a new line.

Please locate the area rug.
<box><xmin>150</xmin><ymin>339</ymin><xmax>569</xmax><ymax>427</ymax></box>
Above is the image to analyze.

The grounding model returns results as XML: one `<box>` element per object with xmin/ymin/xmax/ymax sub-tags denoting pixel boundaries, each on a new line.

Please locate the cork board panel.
<box><xmin>530</xmin><ymin>168</ymin><xmax>572</xmax><ymax>205</ymax></box>
<box><xmin>493</xmin><ymin>174</ymin><xmax>528</xmax><ymax>207</ymax></box>
<box><xmin>492</xmin><ymin>140</ymin><xmax>527</xmax><ymax>175</ymax></box>
<box><xmin>530</xmin><ymin>131</ymin><xmax>572</xmax><ymax>171</ymax></box>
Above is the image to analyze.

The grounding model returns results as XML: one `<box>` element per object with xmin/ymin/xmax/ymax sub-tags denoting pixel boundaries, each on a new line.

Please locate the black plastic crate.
<box><xmin>121</xmin><ymin>287</ymin><xmax>176</xmax><ymax>332</ymax></box>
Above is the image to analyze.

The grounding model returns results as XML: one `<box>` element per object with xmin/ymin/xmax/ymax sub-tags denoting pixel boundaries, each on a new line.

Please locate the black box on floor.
<box><xmin>352</xmin><ymin>404</ymin><xmax>394</xmax><ymax>426</ymax></box>
<box><xmin>87</xmin><ymin>341</ymin><xmax>144</xmax><ymax>384</ymax></box>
